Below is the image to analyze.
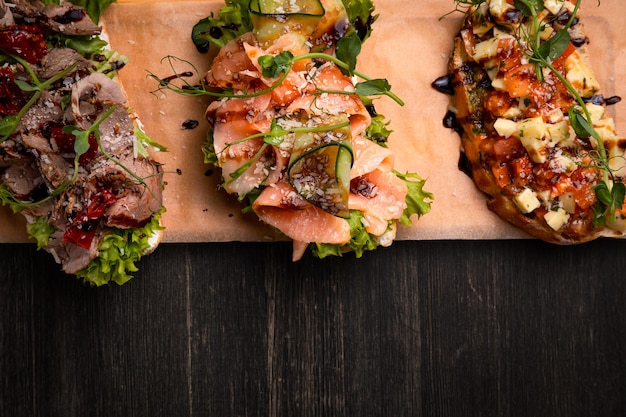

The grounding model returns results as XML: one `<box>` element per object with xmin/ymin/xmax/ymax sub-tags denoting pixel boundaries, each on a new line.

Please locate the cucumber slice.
<box><xmin>249</xmin><ymin>0</ymin><xmax>325</xmax><ymax>45</ymax></box>
<box><xmin>287</xmin><ymin>116</ymin><xmax>353</xmax><ymax>217</ymax></box>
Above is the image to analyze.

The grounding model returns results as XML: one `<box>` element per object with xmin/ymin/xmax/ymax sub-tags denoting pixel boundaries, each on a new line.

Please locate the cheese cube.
<box><xmin>471</xmin><ymin>3</ymin><xmax>494</xmax><ymax>37</ymax></box>
<box><xmin>564</xmin><ymin>51</ymin><xmax>601</xmax><ymax>97</ymax></box>
<box><xmin>551</xmin><ymin>152</ymin><xmax>577</xmax><ymax>175</ymax></box>
<box><xmin>536</xmin><ymin>190</ymin><xmax>553</xmax><ymax>208</ymax></box>
<box><xmin>489</xmin><ymin>0</ymin><xmax>514</xmax><ymax>22</ymax></box>
<box><xmin>560</xmin><ymin>192</ymin><xmax>576</xmax><ymax>214</ymax></box>
<box><xmin>473</xmin><ymin>37</ymin><xmax>501</xmax><ymax>62</ymax></box>
<box><xmin>608</xmin><ymin>210</ymin><xmax>626</xmax><ymax>233</ymax></box>
<box><xmin>604</xmin><ymin>137</ymin><xmax>626</xmax><ymax>178</ymax></box>
<box><xmin>586</xmin><ymin>103</ymin><xmax>606</xmax><ymax>124</ymax></box>
<box><xmin>514</xmin><ymin>188</ymin><xmax>541</xmax><ymax>214</ymax></box>
<box><xmin>502</xmin><ymin>105</ymin><xmax>523</xmax><ymax>119</ymax></box>
<box><xmin>516</xmin><ymin>117</ymin><xmax>550</xmax><ymax>163</ymax></box>
<box><xmin>547</xmin><ymin>120</ymin><xmax>571</xmax><ymax>143</ymax></box>
<box><xmin>544</xmin><ymin>0</ymin><xmax>566</xmax><ymax>15</ymax></box>
<box><xmin>494</xmin><ymin>118</ymin><xmax>518</xmax><ymax>138</ymax></box>
<box><xmin>544</xmin><ymin>208</ymin><xmax>570</xmax><ymax>230</ymax></box>
<box><xmin>491</xmin><ymin>77</ymin><xmax>507</xmax><ymax>91</ymax></box>
<box><xmin>539</xmin><ymin>17</ymin><xmax>554</xmax><ymax>40</ymax></box>
<box><xmin>485</xmin><ymin>60</ymin><xmax>500</xmax><ymax>80</ymax></box>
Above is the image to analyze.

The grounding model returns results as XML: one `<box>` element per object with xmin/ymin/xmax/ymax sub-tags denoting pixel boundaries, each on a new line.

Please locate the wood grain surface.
<box><xmin>1</xmin><ymin>240</ymin><xmax>625</xmax><ymax>417</ymax></box>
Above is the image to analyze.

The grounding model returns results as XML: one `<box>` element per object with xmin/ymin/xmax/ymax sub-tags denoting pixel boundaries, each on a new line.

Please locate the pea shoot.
<box><xmin>149</xmin><ymin>39</ymin><xmax>404</xmax><ymax>106</ymax></box>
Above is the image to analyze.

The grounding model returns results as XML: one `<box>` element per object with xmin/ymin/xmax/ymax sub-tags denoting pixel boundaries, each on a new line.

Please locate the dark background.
<box><xmin>1</xmin><ymin>239</ymin><xmax>625</xmax><ymax>416</ymax></box>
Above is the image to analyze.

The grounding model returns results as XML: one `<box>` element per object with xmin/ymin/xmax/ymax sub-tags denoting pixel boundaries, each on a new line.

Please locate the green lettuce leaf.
<box><xmin>341</xmin><ymin>0</ymin><xmax>378</xmax><ymax>41</ymax></box>
<box><xmin>192</xmin><ymin>0</ymin><xmax>251</xmax><ymax>51</ymax></box>
<box><xmin>365</xmin><ymin>114</ymin><xmax>393</xmax><ymax>146</ymax></box>
<box><xmin>75</xmin><ymin>207</ymin><xmax>165</xmax><ymax>286</ymax></box>
<box><xmin>26</xmin><ymin>216</ymin><xmax>56</xmax><ymax>250</ymax></box>
<box><xmin>394</xmin><ymin>171</ymin><xmax>434</xmax><ymax>225</ymax></box>
<box><xmin>45</xmin><ymin>33</ymin><xmax>109</xmax><ymax>56</ymax></box>
<box><xmin>312</xmin><ymin>210</ymin><xmax>379</xmax><ymax>259</ymax></box>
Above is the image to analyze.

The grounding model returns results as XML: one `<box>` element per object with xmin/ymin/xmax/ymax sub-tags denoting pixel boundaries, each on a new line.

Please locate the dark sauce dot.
<box><xmin>443</xmin><ymin>110</ymin><xmax>463</xmax><ymax>135</ymax></box>
<box><xmin>354</xmin><ymin>15</ymin><xmax>375</xmax><ymax>41</ymax></box>
<box><xmin>556</xmin><ymin>10</ymin><xmax>579</xmax><ymax>26</ymax></box>
<box><xmin>583</xmin><ymin>94</ymin><xmax>605</xmax><ymax>105</ymax></box>
<box><xmin>161</xmin><ymin>71</ymin><xmax>194</xmax><ymax>84</ymax></box>
<box><xmin>571</xmin><ymin>37</ymin><xmax>589</xmax><ymax>47</ymax></box>
<box><xmin>432</xmin><ymin>74</ymin><xmax>455</xmax><ymax>95</ymax></box>
<box><xmin>504</xmin><ymin>9</ymin><xmax>522</xmax><ymax>23</ymax></box>
<box><xmin>365</xmin><ymin>104</ymin><xmax>377</xmax><ymax>118</ymax></box>
<box><xmin>606</xmin><ymin>96</ymin><xmax>622</xmax><ymax>105</ymax></box>
<box><xmin>80</xmin><ymin>219</ymin><xmax>99</xmax><ymax>233</ymax></box>
<box><xmin>196</xmin><ymin>43</ymin><xmax>210</xmax><ymax>53</ymax></box>
<box><xmin>205</xmin><ymin>169</ymin><xmax>214</xmax><ymax>176</ymax></box>
<box><xmin>110</xmin><ymin>60</ymin><xmax>126</xmax><ymax>71</ymax></box>
<box><xmin>176</xmin><ymin>168</ymin><xmax>182</xmax><ymax>175</ymax></box>
<box><xmin>583</xmin><ymin>95</ymin><xmax>622</xmax><ymax>106</ymax></box>
<box><xmin>209</xmin><ymin>26</ymin><xmax>223</xmax><ymax>39</ymax></box>
<box><xmin>228</xmin><ymin>213</ymin><xmax>234</xmax><ymax>218</ymax></box>
<box><xmin>54</xmin><ymin>8</ymin><xmax>85</xmax><ymax>24</ymax></box>
<box><xmin>458</xmin><ymin>152</ymin><xmax>473</xmax><ymax>179</ymax></box>
<box><xmin>29</xmin><ymin>182</ymin><xmax>50</xmax><ymax>202</ymax></box>
<box><xmin>182</xmin><ymin>119</ymin><xmax>199</xmax><ymax>130</ymax></box>
<box><xmin>223</xmin><ymin>23</ymin><xmax>240</xmax><ymax>31</ymax></box>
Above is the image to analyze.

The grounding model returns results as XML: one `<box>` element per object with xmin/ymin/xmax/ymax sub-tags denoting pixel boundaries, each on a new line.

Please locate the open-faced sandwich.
<box><xmin>0</xmin><ymin>0</ymin><xmax>165</xmax><ymax>285</ymax></box>
<box><xmin>436</xmin><ymin>0</ymin><xmax>625</xmax><ymax>243</ymax></box>
<box><xmin>153</xmin><ymin>0</ymin><xmax>432</xmax><ymax>261</ymax></box>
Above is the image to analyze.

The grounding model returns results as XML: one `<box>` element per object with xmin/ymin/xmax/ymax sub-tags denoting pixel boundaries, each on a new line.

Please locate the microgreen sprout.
<box><xmin>258</xmin><ymin>51</ymin><xmax>404</xmax><ymax>106</ymax></box>
<box><xmin>441</xmin><ymin>0</ymin><xmax>488</xmax><ymax>19</ymax></box>
<box><xmin>150</xmin><ymin>49</ymin><xmax>404</xmax><ymax>106</ymax></box>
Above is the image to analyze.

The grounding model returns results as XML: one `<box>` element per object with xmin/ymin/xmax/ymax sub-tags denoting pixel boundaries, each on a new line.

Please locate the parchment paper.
<box><xmin>1</xmin><ymin>0</ymin><xmax>624</xmax><ymax>243</ymax></box>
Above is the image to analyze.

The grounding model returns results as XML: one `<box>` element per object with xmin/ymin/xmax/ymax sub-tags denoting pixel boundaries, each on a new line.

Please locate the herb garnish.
<box><xmin>150</xmin><ymin>50</ymin><xmax>403</xmax><ymax>106</ymax></box>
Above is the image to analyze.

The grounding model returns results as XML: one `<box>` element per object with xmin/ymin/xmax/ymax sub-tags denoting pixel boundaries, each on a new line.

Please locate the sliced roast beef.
<box><xmin>2</xmin><ymin>158</ymin><xmax>42</xmax><ymax>198</ymax></box>
<box><xmin>103</xmin><ymin>155</ymin><xmax>163</xmax><ymax>229</ymax></box>
<box><xmin>6</xmin><ymin>0</ymin><xmax>42</xmax><ymax>22</ymax></box>
<box><xmin>21</xmin><ymin>197</ymin><xmax>54</xmax><ymax>219</ymax></box>
<box><xmin>41</xmin><ymin>2</ymin><xmax>101</xmax><ymax>36</ymax></box>
<box><xmin>38</xmin><ymin>47</ymin><xmax>92</xmax><ymax>80</ymax></box>
<box><xmin>72</xmin><ymin>72</ymin><xmax>126</xmax><ymax>108</ymax></box>
<box><xmin>38</xmin><ymin>152</ymin><xmax>73</xmax><ymax>188</ymax></box>
<box><xmin>22</xmin><ymin>131</ymin><xmax>53</xmax><ymax>154</ymax></box>
<box><xmin>45</xmin><ymin>213</ymin><xmax>102</xmax><ymax>275</ymax></box>
<box><xmin>0</xmin><ymin>0</ymin><xmax>14</xmax><ymax>26</ymax></box>
<box><xmin>70</xmin><ymin>72</ymin><xmax>127</xmax><ymax>129</ymax></box>
<box><xmin>19</xmin><ymin>90</ymin><xmax>64</xmax><ymax>131</ymax></box>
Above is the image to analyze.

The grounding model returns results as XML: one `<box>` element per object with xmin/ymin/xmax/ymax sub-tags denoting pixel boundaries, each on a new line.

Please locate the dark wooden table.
<box><xmin>1</xmin><ymin>238</ymin><xmax>625</xmax><ymax>416</ymax></box>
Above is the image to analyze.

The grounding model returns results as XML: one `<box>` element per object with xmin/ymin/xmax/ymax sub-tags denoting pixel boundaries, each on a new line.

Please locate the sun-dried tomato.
<box><xmin>63</xmin><ymin>189</ymin><xmax>117</xmax><ymax>250</ymax></box>
<box><xmin>0</xmin><ymin>66</ymin><xmax>25</xmax><ymax>116</ymax></box>
<box><xmin>0</xmin><ymin>25</ymin><xmax>48</xmax><ymax>64</ymax></box>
